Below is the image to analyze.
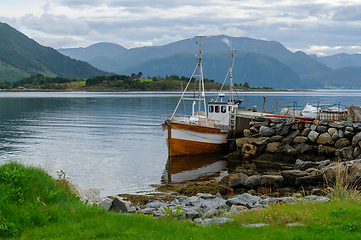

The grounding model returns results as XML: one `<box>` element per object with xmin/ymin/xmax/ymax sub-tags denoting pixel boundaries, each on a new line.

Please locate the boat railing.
<box><xmin>162</xmin><ymin>114</ymin><xmax>220</xmax><ymax>127</ymax></box>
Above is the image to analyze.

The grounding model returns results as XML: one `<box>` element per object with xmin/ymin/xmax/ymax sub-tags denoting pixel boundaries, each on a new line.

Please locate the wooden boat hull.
<box><xmin>161</xmin><ymin>120</ymin><xmax>227</xmax><ymax>156</ymax></box>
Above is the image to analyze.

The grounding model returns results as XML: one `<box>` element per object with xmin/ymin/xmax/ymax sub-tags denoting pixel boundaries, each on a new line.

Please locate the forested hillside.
<box><xmin>0</xmin><ymin>22</ymin><xmax>106</xmax><ymax>82</ymax></box>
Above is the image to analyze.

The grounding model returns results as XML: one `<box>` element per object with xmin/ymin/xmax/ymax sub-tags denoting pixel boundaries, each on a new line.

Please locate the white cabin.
<box><xmin>208</xmin><ymin>101</ymin><xmax>239</xmax><ymax>126</ymax></box>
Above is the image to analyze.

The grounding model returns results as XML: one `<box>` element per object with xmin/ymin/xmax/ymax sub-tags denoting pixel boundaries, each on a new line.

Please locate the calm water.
<box><xmin>1</xmin><ymin>90</ymin><xmax>361</xmax><ymax>197</ymax></box>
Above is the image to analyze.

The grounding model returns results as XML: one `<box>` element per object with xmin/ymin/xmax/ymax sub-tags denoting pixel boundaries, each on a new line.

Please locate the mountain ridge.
<box><xmin>0</xmin><ymin>22</ymin><xmax>107</xmax><ymax>82</ymax></box>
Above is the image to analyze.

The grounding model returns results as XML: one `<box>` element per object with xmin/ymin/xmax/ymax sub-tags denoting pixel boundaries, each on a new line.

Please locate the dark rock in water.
<box><xmin>110</xmin><ymin>197</ymin><xmax>131</xmax><ymax>212</ymax></box>
<box><xmin>244</xmin><ymin>175</ymin><xmax>261</xmax><ymax>189</ymax></box>
<box><xmin>226</xmin><ymin>193</ymin><xmax>261</xmax><ymax>208</ymax></box>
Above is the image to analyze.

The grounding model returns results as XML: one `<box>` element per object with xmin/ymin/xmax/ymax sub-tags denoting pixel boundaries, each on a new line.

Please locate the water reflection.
<box><xmin>161</xmin><ymin>154</ymin><xmax>227</xmax><ymax>184</ymax></box>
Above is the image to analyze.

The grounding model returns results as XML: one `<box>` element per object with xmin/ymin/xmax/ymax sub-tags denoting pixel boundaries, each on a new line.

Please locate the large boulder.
<box><xmin>226</xmin><ymin>193</ymin><xmax>261</xmax><ymax>208</ymax></box>
<box><xmin>335</xmin><ymin>138</ymin><xmax>351</xmax><ymax>149</ymax></box>
<box><xmin>244</xmin><ymin>175</ymin><xmax>261</xmax><ymax>189</ymax></box>
<box><xmin>316</xmin><ymin>133</ymin><xmax>334</xmax><ymax>145</ymax></box>
<box><xmin>110</xmin><ymin>197</ymin><xmax>131</xmax><ymax>212</ymax></box>
<box><xmin>308</xmin><ymin>130</ymin><xmax>319</xmax><ymax>142</ymax></box>
<box><xmin>229</xmin><ymin>173</ymin><xmax>248</xmax><ymax>188</ymax></box>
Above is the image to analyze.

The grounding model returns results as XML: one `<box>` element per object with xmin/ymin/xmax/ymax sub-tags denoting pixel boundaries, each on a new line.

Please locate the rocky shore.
<box><xmin>71</xmin><ymin>157</ymin><xmax>361</xmax><ymax>225</ymax></box>
<box><xmin>72</xmin><ymin>107</ymin><xmax>361</xmax><ymax>225</ymax></box>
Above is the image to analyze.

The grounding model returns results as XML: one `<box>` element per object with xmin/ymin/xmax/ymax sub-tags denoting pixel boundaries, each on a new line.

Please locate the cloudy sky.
<box><xmin>1</xmin><ymin>0</ymin><xmax>361</xmax><ymax>56</ymax></box>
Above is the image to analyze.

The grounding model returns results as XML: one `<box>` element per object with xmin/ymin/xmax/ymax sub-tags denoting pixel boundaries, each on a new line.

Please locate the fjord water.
<box><xmin>0</xmin><ymin>90</ymin><xmax>360</xmax><ymax>197</ymax></box>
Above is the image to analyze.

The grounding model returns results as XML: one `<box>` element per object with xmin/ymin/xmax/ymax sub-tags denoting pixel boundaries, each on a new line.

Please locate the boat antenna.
<box><xmin>216</xmin><ymin>38</ymin><xmax>235</xmax><ymax>102</ymax></box>
<box><xmin>229</xmin><ymin>38</ymin><xmax>235</xmax><ymax>102</ymax></box>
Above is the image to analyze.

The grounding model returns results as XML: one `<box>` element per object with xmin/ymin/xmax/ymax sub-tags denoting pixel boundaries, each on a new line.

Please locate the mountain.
<box><xmin>311</xmin><ymin>53</ymin><xmax>361</xmax><ymax>69</ymax></box>
<box><xmin>301</xmin><ymin>66</ymin><xmax>361</xmax><ymax>88</ymax></box>
<box><xmin>57</xmin><ymin>42</ymin><xmax>127</xmax><ymax>61</ymax></box>
<box><xmin>118</xmin><ymin>51</ymin><xmax>303</xmax><ymax>89</ymax></box>
<box><xmin>111</xmin><ymin>35</ymin><xmax>330</xmax><ymax>76</ymax></box>
<box><xmin>58</xmin><ymin>35</ymin><xmax>330</xmax><ymax>77</ymax></box>
<box><xmin>0</xmin><ymin>22</ymin><xmax>107</xmax><ymax>82</ymax></box>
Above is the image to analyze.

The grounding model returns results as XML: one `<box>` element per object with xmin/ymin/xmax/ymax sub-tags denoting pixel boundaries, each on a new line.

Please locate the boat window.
<box><xmin>228</xmin><ymin>106</ymin><xmax>231</xmax><ymax>112</ymax></box>
<box><xmin>221</xmin><ymin>106</ymin><xmax>227</xmax><ymax>113</ymax></box>
<box><xmin>209</xmin><ymin>105</ymin><xmax>214</xmax><ymax>113</ymax></box>
<box><xmin>215</xmin><ymin>106</ymin><xmax>220</xmax><ymax>113</ymax></box>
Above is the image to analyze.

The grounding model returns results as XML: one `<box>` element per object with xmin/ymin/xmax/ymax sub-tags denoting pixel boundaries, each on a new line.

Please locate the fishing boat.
<box><xmin>161</xmin><ymin>36</ymin><xmax>242</xmax><ymax>156</ymax></box>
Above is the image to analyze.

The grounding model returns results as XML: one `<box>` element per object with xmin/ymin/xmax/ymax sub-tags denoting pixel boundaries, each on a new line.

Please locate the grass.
<box><xmin>1</xmin><ymin>161</ymin><xmax>361</xmax><ymax>239</ymax></box>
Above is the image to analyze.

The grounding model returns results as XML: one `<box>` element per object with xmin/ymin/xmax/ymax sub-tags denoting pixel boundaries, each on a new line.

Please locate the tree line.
<box><xmin>0</xmin><ymin>72</ymin><xmax>270</xmax><ymax>91</ymax></box>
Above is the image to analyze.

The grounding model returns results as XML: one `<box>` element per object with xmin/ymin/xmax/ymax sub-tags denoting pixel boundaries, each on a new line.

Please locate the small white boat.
<box><xmin>161</xmin><ymin>36</ymin><xmax>242</xmax><ymax>156</ymax></box>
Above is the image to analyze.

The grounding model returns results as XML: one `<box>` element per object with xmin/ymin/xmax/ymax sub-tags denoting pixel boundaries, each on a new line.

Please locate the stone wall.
<box><xmin>225</xmin><ymin>117</ymin><xmax>361</xmax><ymax>170</ymax></box>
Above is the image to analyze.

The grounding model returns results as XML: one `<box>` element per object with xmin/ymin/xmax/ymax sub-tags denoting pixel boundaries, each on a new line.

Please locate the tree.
<box><xmin>243</xmin><ymin>82</ymin><xmax>250</xmax><ymax>88</ymax></box>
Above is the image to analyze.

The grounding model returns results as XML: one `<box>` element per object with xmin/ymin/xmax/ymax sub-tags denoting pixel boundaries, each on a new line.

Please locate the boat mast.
<box><xmin>229</xmin><ymin>42</ymin><xmax>235</xmax><ymax>102</ymax></box>
<box><xmin>171</xmin><ymin>35</ymin><xmax>207</xmax><ymax>118</ymax></box>
<box><xmin>195</xmin><ymin>35</ymin><xmax>207</xmax><ymax>115</ymax></box>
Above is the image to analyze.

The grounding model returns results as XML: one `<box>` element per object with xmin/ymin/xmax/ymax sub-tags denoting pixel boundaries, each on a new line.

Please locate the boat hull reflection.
<box><xmin>161</xmin><ymin>153</ymin><xmax>227</xmax><ymax>184</ymax></box>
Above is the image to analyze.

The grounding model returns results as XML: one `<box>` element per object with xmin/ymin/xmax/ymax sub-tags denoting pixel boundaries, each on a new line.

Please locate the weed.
<box><xmin>161</xmin><ymin>206</ymin><xmax>185</xmax><ymax>218</ymax></box>
<box><xmin>323</xmin><ymin>161</ymin><xmax>360</xmax><ymax>200</ymax></box>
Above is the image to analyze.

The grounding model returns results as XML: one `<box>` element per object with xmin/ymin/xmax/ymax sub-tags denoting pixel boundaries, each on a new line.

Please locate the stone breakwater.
<box><xmin>227</xmin><ymin>117</ymin><xmax>361</xmax><ymax>166</ymax></box>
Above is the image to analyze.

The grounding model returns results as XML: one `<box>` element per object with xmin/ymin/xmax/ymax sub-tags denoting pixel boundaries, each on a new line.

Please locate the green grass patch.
<box><xmin>1</xmin><ymin>161</ymin><xmax>361</xmax><ymax>239</ymax></box>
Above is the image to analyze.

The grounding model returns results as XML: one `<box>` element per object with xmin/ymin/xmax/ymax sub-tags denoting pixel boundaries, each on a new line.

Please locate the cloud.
<box><xmin>21</xmin><ymin>13</ymin><xmax>90</xmax><ymax>36</ymax></box>
<box><xmin>2</xmin><ymin>0</ymin><xmax>361</xmax><ymax>55</ymax></box>
<box><xmin>332</xmin><ymin>5</ymin><xmax>361</xmax><ymax>21</ymax></box>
